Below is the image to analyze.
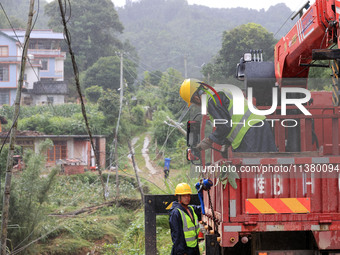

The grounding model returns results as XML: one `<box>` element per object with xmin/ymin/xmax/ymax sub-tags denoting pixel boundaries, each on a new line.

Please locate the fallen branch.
<box><xmin>49</xmin><ymin>198</ymin><xmax>141</xmax><ymax>217</ymax></box>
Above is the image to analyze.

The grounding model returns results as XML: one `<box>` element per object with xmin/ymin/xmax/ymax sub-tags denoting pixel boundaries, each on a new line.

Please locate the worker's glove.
<box><xmin>196</xmin><ymin>137</ymin><xmax>213</xmax><ymax>151</ymax></box>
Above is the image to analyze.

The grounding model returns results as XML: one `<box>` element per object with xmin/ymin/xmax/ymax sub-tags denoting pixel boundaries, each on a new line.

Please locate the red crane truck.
<box><xmin>186</xmin><ymin>0</ymin><xmax>340</xmax><ymax>254</ymax></box>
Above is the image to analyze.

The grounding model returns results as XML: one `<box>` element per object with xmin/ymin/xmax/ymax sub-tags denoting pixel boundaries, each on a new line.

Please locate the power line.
<box><xmin>0</xmin><ymin>3</ymin><xmax>70</xmax><ymax>254</ymax></box>
<box><xmin>125</xmin><ymin>52</ymin><xmax>185</xmax><ymax>81</ymax></box>
<box><xmin>273</xmin><ymin>0</ymin><xmax>309</xmax><ymax>38</ymax></box>
<box><xmin>122</xmin><ymin>58</ymin><xmax>186</xmax><ymax>100</ymax></box>
<box><xmin>1</xmin><ymin>1</ymin><xmax>36</xmax><ymax>254</ymax></box>
<box><xmin>0</xmin><ymin>0</ymin><xmax>70</xmax><ymax>137</ymax></box>
<box><xmin>57</xmin><ymin>0</ymin><xmax>106</xmax><ymax>200</ymax></box>
<box><xmin>0</xmin><ymin>1</ymin><xmax>42</xmax><ymax>157</ymax></box>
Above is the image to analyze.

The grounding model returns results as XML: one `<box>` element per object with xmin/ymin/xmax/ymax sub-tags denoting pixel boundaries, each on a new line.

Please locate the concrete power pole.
<box><xmin>127</xmin><ymin>141</ymin><xmax>144</xmax><ymax>204</ymax></box>
<box><xmin>114</xmin><ymin>52</ymin><xmax>124</xmax><ymax>201</ymax></box>
<box><xmin>0</xmin><ymin>1</ymin><xmax>35</xmax><ymax>254</ymax></box>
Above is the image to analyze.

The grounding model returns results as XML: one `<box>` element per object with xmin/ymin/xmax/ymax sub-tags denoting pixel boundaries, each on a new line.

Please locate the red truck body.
<box><xmin>199</xmin><ymin>92</ymin><xmax>340</xmax><ymax>251</ymax></box>
<box><xmin>194</xmin><ymin>0</ymin><xmax>340</xmax><ymax>253</ymax></box>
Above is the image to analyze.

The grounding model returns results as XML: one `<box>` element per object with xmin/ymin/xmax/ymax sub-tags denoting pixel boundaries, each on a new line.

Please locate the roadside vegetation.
<box><xmin>0</xmin><ymin>94</ymin><xmax>191</xmax><ymax>254</ymax></box>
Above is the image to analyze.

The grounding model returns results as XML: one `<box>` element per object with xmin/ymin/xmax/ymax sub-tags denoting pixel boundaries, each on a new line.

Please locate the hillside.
<box><xmin>117</xmin><ymin>0</ymin><xmax>295</xmax><ymax>78</ymax></box>
<box><xmin>1</xmin><ymin>0</ymin><xmax>296</xmax><ymax>79</ymax></box>
<box><xmin>0</xmin><ymin>0</ymin><xmax>49</xmax><ymax>29</ymax></box>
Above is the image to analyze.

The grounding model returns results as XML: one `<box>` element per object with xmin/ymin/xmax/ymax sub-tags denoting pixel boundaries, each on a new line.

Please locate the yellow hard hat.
<box><xmin>179</xmin><ymin>78</ymin><xmax>202</xmax><ymax>107</ymax></box>
<box><xmin>175</xmin><ymin>183</ymin><xmax>192</xmax><ymax>195</ymax></box>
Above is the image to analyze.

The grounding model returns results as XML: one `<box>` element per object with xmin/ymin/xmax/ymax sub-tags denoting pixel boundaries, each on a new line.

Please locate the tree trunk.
<box><xmin>0</xmin><ymin>1</ymin><xmax>35</xmax><ymax>253</ymax></box>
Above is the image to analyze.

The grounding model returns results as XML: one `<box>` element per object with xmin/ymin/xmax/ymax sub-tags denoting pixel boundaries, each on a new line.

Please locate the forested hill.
<box><xmin>1</xmin><ymin>0</ymin><xmax>296</xmax><ymax>79</ymax></box>
<box><xmin>117</xmin><ymin>0</ymin><xmax>295</xmax><ymax>78</ymax></box>
<box><xmin>0</xmin><ymin>0</ymin><xmax>49</xmax><ymax>29</ymax></box>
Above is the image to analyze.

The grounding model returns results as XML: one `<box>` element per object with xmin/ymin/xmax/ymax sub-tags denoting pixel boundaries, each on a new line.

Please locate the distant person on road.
<box><xmin>169</xmin><ymin>183</ymin><xmax>201</xmax><ymax>255</ymax></box>
<box><xmin>179</xmin><ymin>78</ymin><xmax>277</xmax><ymax>153</ymax></box>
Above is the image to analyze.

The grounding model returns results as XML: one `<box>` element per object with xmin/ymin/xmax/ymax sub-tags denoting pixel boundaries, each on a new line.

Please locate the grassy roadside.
<box><xmin>22</xmin><ymin>129</ymin><xmax>192</xmax><ymax>254</ymax></box>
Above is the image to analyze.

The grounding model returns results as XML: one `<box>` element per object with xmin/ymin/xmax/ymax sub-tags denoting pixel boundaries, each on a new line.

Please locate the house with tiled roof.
<box><xmin>0</xmin><ymin>130</ymin><xmax>106</xmax><ymax>175</ymax></box>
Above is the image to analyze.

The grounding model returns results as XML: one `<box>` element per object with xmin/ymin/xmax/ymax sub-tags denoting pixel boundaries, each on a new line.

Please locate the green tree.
<box><xmin>308</xmin><ymin>61</ymin><xmax>332</xmax><ymax>90</ymax></box>
<box><xmin>159</xmin><ymin>68</ymin><xmax>184</xmax><ymax>117</ymax></box>
<box><xmin>97</xmin><ymin>89</ymin><xmax>120</xmax><ymax>126</ymax></box>
<box><xmin>142</xmin><ymin>70</ymin><xmax>163</xmax><ymax>87</ymax></box>
<box><xmin>131</xmin><ymin>105</ymin><xmax>145</xmax><ymax>126</ymax></box>
<box><xmin>81</xmin><ymin>56</ymin><xmax>137</xmax><ymax>91</ymax></box>
<box><xmin>0</xmin><ymin>0</ymin><xmax>49</xmax><ymax>29</ymax></box>
<box><xmin>45</xmin><ymin>0</ymin><xmax>124</xmax><ymax>74</ymax></box>
<box><xmin>85</xmin><ymin>85</ymin><xmax>104</xmax><ymax>103</ymax></box>
<box><xmin>152</xmin><ymin>110</ymin><xmax>181</xmax><ymax>148</ymax></box>
<box><xmin>149</xmin><ymin>70</ymin><xmax>163</xmax><ymax>86</ymax></box>
<box><xmin>0</xmin><ymin>12</ymin><xmax>24</xmax><ymax>29</ymax></box>
<box><xmin>175</xmin><ymin>137</ymin><xmax>188</xmax><ymax>166</ymax></box>
<box><xmin>202</xmin><ymin>23</ymin><xmax>277</xmax><ymax>83</ymax></box>
<box><xmin>4</xmin><ymin>140</ymin><xmax>58</xmax><ymax>251</ymax></box>
<box><xmin>6</xmin><ymin>104</ymin><xmax>109</xmax><ymax>135</ymax></box>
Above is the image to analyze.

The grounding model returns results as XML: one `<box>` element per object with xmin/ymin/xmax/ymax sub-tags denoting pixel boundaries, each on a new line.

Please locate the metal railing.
<box><xmin>27</xmin><ymin>49</ymin><xmax>66</xmax><ymax>56</ymax></box>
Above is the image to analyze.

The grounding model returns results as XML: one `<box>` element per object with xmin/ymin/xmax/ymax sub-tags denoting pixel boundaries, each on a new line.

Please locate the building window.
<box><xmin>0</xmin><ymin>64</ymin><xmax>9</xmax><ymax>81</ymax></box>
<box><xmin>47</xmin><ymin>141</ymin><xmax>67</xmax><ymax>162</ymax></box>
<box><xmin>38</xmin><ymin>41</ymin><xmax>51</xmax><ymax>50</ymax></box>
<box><xmin>0</xmin><ymin>46</ymin><xmax>8</xmax><ymax>56</ymax></box>
<box><xmin>0</xmin><ymin>91</ymin><xmax>9</xmax><ymax>105</ymax></box>
<box><xmin>16</xmin><ymin>140</ymin><xmax>34</xmax><ymax>152</ymax></box>
<box><xmin>23</xmin><ymin>96</ymin><xmax>32</xmax><ymax>106</ymax></box>
<box><xmin>41</xmin><ymin>59</ymin><xmax>48</xmax><ymax>71</ymax></box>
<box><xmin>47</xmin><ymin>97</ymin><xmax>54</xmax><ymax>105</ymax></box>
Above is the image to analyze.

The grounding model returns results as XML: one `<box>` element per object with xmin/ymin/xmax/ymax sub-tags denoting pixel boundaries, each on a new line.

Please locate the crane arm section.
<box><xmin>274</xmin><ymin>0</ymin><xmax>340</xmax><ymax>87</ymax></box>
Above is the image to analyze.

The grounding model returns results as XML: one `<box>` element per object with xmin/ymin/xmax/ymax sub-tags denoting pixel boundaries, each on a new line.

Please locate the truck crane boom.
<box><xmin>237</xmin><ymin>0</ymin><xmax>340</xmax><ymax>106</ymax></box>
<box><xmin>275</xmin><ymin>0</ymin><xmax>339</xmax><ymax>87</ymax></box>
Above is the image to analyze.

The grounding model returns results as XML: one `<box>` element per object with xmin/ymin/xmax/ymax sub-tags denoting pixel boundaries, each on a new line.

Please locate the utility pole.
<box><xmin>166</xmin><ymin>116</ymin><xmax>186</xmax><ymax>136</ymax></box>
<box><xmin>114</xmin><ymin>51</ymin><xmax>124</xmax><ymax>201</ymax></box>
<box><xmin>1</xmin><ymin>1</ymin><xmax>34</xmax><ymax>253</ymax></box>
<box><xmin>127</xmin><ymin>141</ymin><xmax>144</xmax><ymax>204</ymax></box>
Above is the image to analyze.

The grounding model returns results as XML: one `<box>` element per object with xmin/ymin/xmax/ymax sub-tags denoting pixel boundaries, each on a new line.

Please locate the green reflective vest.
<box><xmin>209</xmin><ymin>88</ymin><xmax>266</xmax><ymax>150</ymax></box>
<box><xmin>177</xmin><ymin>205</ymin><xmax>200</xmax><ymax>248</ymax></box>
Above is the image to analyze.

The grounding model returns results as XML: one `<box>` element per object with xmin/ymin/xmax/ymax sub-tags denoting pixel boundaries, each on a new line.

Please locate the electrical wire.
<box><xmin>0</xmin><ymin>1</ymin><xmax>39</xmax><ymax>254</ymax></box>
<box><xmin>0</xmin><ymin>0</ymin><xmax>185</xmax><ymax>252</ymax></box>
<box><xmin>57</xmin><ymin>0</ymin><xmax>107</xmax><ymax>200</ymax></box>
<box><xmin>274</xmin><ymin>0</ymin><xmax>315</xmax><ymax>38</ymax></box>
<box><xmin>10</xmin><ymin>225</ymin><xmax>63</xmax><ymax>255</ymax></box>
<box><xmin>0</xmin><ymin>0</ymin><xmax>41</xmax><ymax>156</ymax></box>
<box><xmin>125</xmin><ymin>52</ymin><xmax>185</xmax><ymax>81</ymax></box>
<box><xmin>273</xmin><ymin>9</ymin><xmax>295</xmax><ymax>38</ymax></box>
<box><xmin>123</xmin><ymin>51</ymin><xmax>185</xmax><ymax>85</ymax></box>
<box><xmin>0</xmin><ymin>0</ymin><xmax>42</xmax><ymax>193</ymax></box>
<box><xmin>0</xmin><ymin>0</ymin><xmax>70</xmax><ymax>153</ymax></box>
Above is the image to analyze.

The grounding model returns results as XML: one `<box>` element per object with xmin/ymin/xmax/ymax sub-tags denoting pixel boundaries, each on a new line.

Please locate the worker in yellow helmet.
<box><xmin>179</xmin><ymin>78</ymin><xmax>276</xmax><ymax>152</ymax></box>
<box><xmin>169</xmin><ymin>183</ymin><xmax>201</xmax><ymax>255</ymax></box>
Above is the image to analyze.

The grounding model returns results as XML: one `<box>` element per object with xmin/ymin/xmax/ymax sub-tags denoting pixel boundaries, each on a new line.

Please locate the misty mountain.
<box><xmin>1</xmin><ymin>0</ymin><xmax>296</xmax><ymax>80</ymax></box>
<box><xmin>117</xmin><ymin>0</ymin><xmax>295</xmax><ymax>78</ymax></box>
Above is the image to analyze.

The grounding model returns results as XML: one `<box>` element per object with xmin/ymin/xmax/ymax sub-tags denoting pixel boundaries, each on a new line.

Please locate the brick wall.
<box><xmin>63</xmin><ymin>165</ymin><xmax>85</xmax><ymax>175</ymax></box>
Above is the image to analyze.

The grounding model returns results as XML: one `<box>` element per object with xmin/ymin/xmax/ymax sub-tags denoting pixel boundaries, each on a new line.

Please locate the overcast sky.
<box><xmin>112</xmin><ymin>0</ymin><xmax>314</xmax><ymax>11</ymax></box>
